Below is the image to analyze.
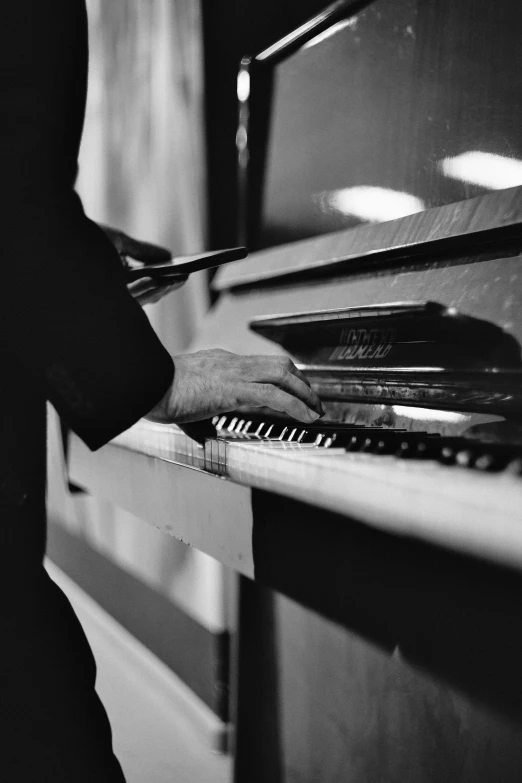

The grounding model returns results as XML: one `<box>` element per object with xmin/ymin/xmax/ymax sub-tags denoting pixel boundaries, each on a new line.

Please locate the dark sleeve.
<box><xmin>0</xmin><ymin>1</ymin><xmax>174</xmax><ymax>450</ymax></box>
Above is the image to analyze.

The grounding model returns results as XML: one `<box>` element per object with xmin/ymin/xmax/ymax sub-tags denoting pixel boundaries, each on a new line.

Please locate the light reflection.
<box><xmin>440</xmin><ymin>151</ymin><xmax>522</xmax><ymax>190</ymax></box>
<box><xmin>237</xmin><ymin>69</ymin><xmax>250</xmax><ymax>103</ymax></box>
<box><xmin>236</xmin><ymin>126</ymin><xmax>248</xmax><ymax>152</ymax></box>
<box><xmin>392</xmin><ymin>405</ymin><xmax>469</xmax><ymax>424</ymax></box>
<box><xmin>319</xmin><ymin>186</ymin><xmax>425</xmax><ymax>223</ymax></box>
<box><xmin>302</xmin><ymin>17</ymin><xmax>358</xmax><ymax>50</ymax></box>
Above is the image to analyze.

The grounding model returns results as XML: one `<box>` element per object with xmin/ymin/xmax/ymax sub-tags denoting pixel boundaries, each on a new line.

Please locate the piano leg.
<box><xmin>233</xmin><ymin>577</ymin><xmax>284</xmax><ymax>783</ymax></box>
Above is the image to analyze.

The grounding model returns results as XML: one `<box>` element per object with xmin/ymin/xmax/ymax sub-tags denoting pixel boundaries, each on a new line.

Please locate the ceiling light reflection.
<box><xmin>320</xmin><ymin>186</ymin><xmax>425</xmax><ymax>223</ymax></box>
<box><xmin>237</xmin><ymin>69</ymin><xmax>250</xmax><ymax>103</ymax></box>
<box><xmin>392</xmin><ymin>406</ymin><xmax>469</xmax><ymax>424</ymax></box>
<box><xmin>440</xmin><ymin>151</ymin><xmax>522</xmax><ymax>190</ymax></box>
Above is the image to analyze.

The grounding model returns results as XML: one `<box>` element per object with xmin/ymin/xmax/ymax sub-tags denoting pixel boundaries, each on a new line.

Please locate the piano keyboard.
<box><xmin>111</xmin><ymin>415</ymin><xmax>522</xmax><ymax>570</ymax></box>
<box><xmin>116</xmin><ymin>415</ymin><xmax>522</xmax><ymax>476</ymax></box>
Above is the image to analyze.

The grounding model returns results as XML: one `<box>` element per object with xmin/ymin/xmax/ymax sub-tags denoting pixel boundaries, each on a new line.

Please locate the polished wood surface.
<box><xmin>206</xmin><ymin>254</ymin><xmax>522</xmax><ymax>366</ymax></box>
<box><xmin>69</xmin><ymin>437</ymin><xmax>255</xmax><ymax>578</ymax></box>
<box><xmin>216</xmin><ymin>186</ymin><xmax>522</xmax><ymax>289</ymax></box>
<box><xmin>254</xmin><ymin>0</ymin><xmax>522</xmax><ymax>247</ymax></box>
<box><xmin>235</xmin><ymin>579</ymin><xmax>522</xmax><ymax>783</ymax></box>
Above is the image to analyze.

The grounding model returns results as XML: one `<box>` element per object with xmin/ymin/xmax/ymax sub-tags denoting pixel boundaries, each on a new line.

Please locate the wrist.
<box><xmin>145</xmin><ymin>365</ymin><xmax>175</xmax><ymax>422</ymax></box>
<box><xmin>145</xmin><ymin>382</ymin><xmax>171</xmax><ymax>422</ymax></box>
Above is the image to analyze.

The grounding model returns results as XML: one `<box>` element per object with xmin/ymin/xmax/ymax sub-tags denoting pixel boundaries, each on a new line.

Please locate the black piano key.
<box><xmin>374</xmin><ymin>437</ymin><xmax>401</xmax><ymax>455</ymax></box>
<box><xmin>360</xmin><ymin>430</ymin><xmax>408</xmax><ymax>454</ymax></box>
<box><xmin>260</xmin><ymin>423</ymin><xmax>294</xmax><ymax>440</ymax></box>
<box><xmin>413</xmin><ymin>439</ymin><xmax>442</xmax><ymax>459</ymax></box>
<box><xmin>504</xmin><ymin>458</ymin><xmax>522</xmax><ymax>475</ymax></box>
<box><xmin>474</xmin><ymin>453</ymin><xmax>506</xmax><ymax>472</ymax></box>
<box><xmin>346</xmin><ymin>434</ymin><xmax>366</xmax><ymax>451</ymax></box>
<box><xmin>298</xmin><ymin>430</ymin><xmax>321</xmax><ymax>443</ymax></box>
<box><xmin>436</xmin><ymin>438</ymin><xmax>474</xmax><ymax>465</ymax></box>
<box><xmin>472</xmin><ymin>444</ymin><xmax>521</xmax><ymax>471</ymax></box>
<box><xmin>323</xmin><ymin>435</ymin><xmax>338</xmax><ymax>448</ymax></box>
<box><xmin>251</xmin><ymin>422</ymin><xmax>268</xmax><ymax>438</ymax></box>
<box><xmin>455</xmin><ymin>449</ymin><xmax>476</xmax><ymax>468</ymax></box>
<box><xmin>339</xmin><ymin>428</ymin><xmax>393</xmax><ymax>451</ymax></box>
<box><xmin>396</xmin><ymin>441</ymin><xmax>413</xmax><ymax>459</ymax></box>
<box><xmin>439</xmin><ymin>445</ymin><xmax>458</xmax><ymax>465</ymax></box>
<box><xmin>395</xmin><ymin>432</ymin><xmax>439</xmax><ymax>459</ymax></box>
<box><xmin>361</xmin><ymin>437</ymin><xmax>375</xmax><ymax>452</ymax></box>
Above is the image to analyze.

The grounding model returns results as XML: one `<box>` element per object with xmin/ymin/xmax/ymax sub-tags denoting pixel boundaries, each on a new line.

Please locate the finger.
<box><xmin>144</xmin><ymin>277</ymin><xmax>188</xmax><ymax>296</ymax></box>
<box><xmin>136</xmin><ymin>279</ymin><xmax>188</xmax><ymax>305</ymax></box>
<box><xmin>252</xmin><ymin>358</ymin><xmax>323</xmax><ymax>414</ymax></box>
<box><xmin>127</xmin><ymin>277</ymin><xmax>158</xmax><ymax>297</ymax></box>
<box><xmin>268</xmin><ymin>371</ymin><xmax>323</xmax><ymax>415</ymax></box>
<box><xmin>126</xmin><ymin>236</ymin><xmax>172</xmax><ymax>263</ymax></box>
<box><xmin>287</xmin><ymin>363</ymin><xmax>312</xmax><ymax>389</ymax></box>
<box><xmin>243</xmin><ymin>383</ymin><xmax>323</xmax><ymax>423</ymax></box>
<box><xmin>161</xmin><ymin>281</ymin><xmax>187</xmax><ymax>293</ymax></box>
<box><xmin>178</xmin><ymin>419</ymin><xmax>217</xmax><ymax>444</ymax></box>
<box><xmin>138</xmin><ymin>292</ymin><xmax>163</xmax><ymax>306</ymax></box>
<box><xmin>151</xmin><ymin>272</ymin><xmax>189</xmax><ymax>286</ymax></box>
<box><xmin>128</xmin><ymin>279</ymin><xmax>166</xmax><ymax>306</ymax></box>
<box><xmin>244</xmin><ymin>355</ymin><xmax>310</xmax><ymax>388</ymax></box>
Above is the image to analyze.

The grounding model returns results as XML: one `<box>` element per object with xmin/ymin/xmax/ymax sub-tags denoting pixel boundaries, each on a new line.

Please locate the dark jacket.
<box><xmin>0</xmin><ymin>1</ymin><xmax>174</xmax><ymax>570</ymax></box>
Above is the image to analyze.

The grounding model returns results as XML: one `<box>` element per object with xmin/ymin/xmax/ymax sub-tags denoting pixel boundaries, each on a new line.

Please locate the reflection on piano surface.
<box><xmin>255</xmin><ymin>0</ymin><xmax>522</xmax><ymax>247</ymax></box>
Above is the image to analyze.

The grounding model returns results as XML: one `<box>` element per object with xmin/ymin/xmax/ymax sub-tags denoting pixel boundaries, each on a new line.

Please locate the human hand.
<box><xmin>99</xmin><ymin>224</ymin><xmax>172</xmax><ymax>265</ymax></box>
<box><xmin>127</xmin><ymin>275</ymin><xmax>188</xmax><ymax>306</ymax></box>
<box><xmin>98</xmin><ymin>224</ymin><xmax>188</xmax><ymax>305</ymax></box>
<box><xmin>146</xmin><ymin>349</ymin><xmax>325</xmax><ymax>425</ymax></box>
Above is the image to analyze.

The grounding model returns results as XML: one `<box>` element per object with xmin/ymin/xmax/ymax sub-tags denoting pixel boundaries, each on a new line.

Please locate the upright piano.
<box><xmin>70</xmin><ymin>1</ymin><xmax>522</xmax><ymax>780</ymax></box>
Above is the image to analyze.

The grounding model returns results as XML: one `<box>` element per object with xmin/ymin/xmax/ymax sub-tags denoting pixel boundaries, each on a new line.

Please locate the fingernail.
<box><xmin>309</xmin><ymin>411</ymin><xmax>321</xmax><ymax>420</ymax></box>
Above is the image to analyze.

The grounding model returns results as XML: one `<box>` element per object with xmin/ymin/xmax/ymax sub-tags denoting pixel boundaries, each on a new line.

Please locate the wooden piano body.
<box><xmin>70</xmin><ymin>2</ymin><xmax>522</xmax><ymax>781</ymax></box>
